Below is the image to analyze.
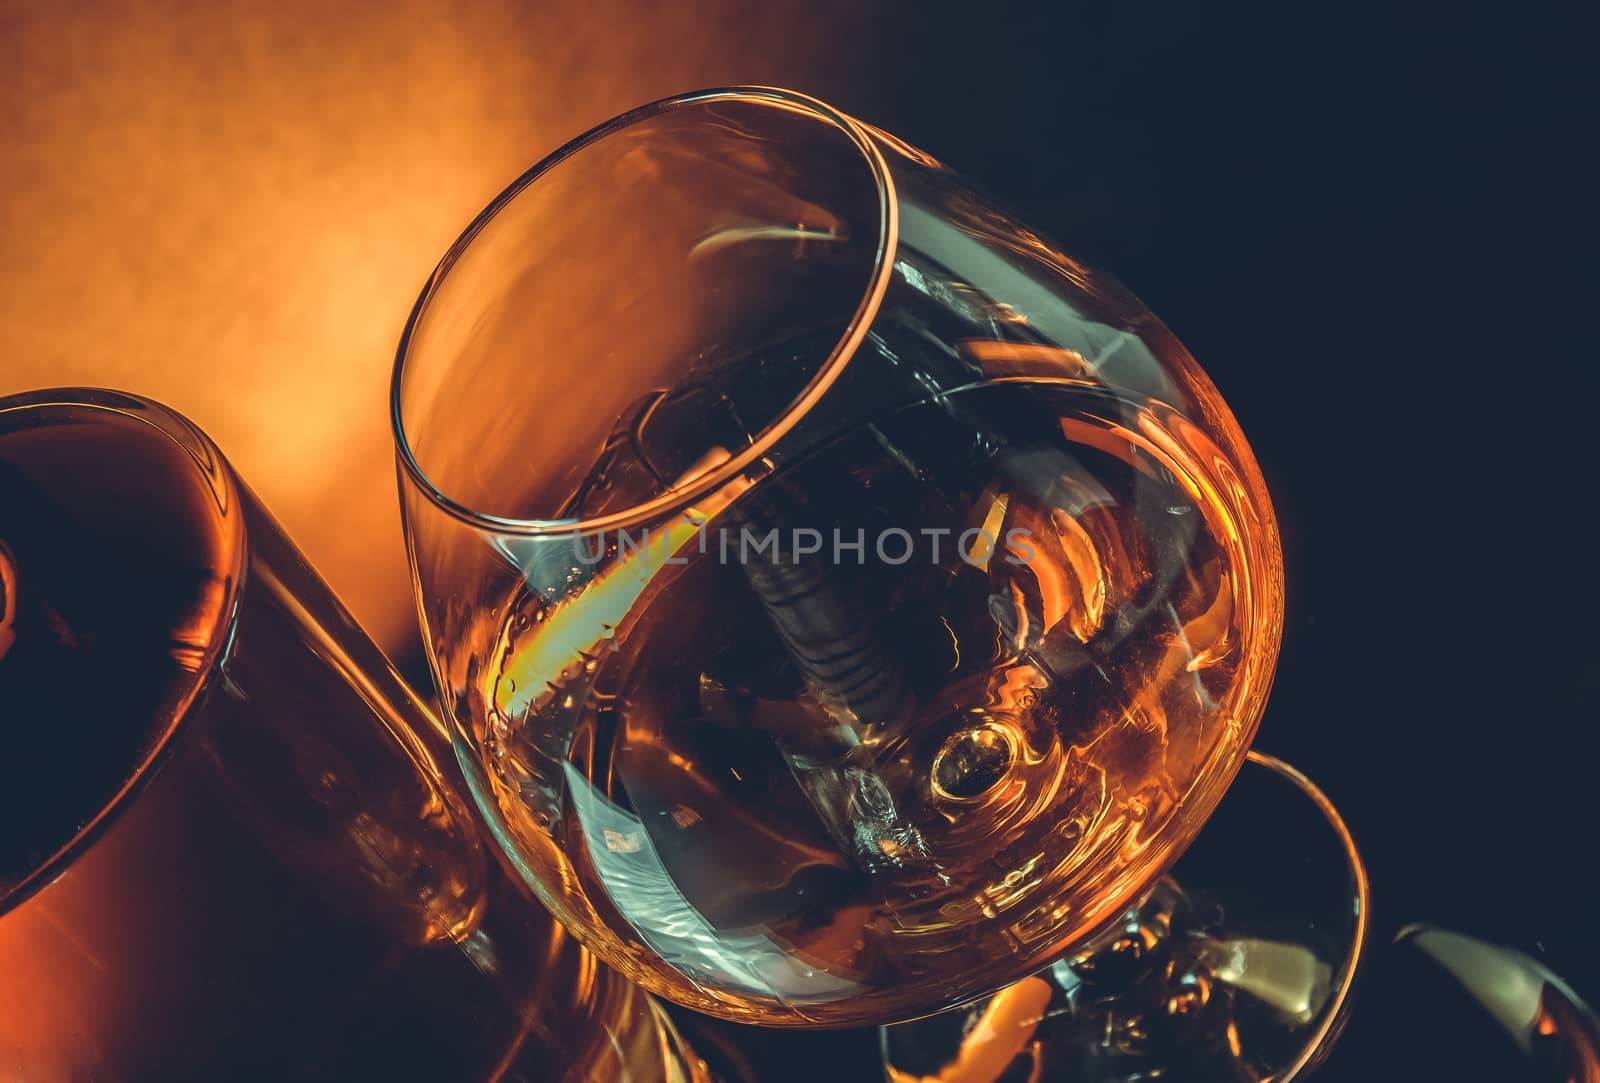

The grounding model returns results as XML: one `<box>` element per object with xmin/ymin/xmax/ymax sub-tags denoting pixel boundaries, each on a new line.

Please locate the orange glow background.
<box><xmin>0</xmin><ymin>0</ymin><xmax>878</xmax><ymax>654</ymax></box>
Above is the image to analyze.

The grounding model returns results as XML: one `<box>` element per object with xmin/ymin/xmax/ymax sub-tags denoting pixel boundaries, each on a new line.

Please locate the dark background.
<box><xmin>4</xmin><ymin>0</ymin><xmax>1590</xmax><ymax>1077</ymax></box>
<box><xmin>669</xmin><ymin>1</ymin><xmax>1598</xmax><ymax>1079</ymax></box>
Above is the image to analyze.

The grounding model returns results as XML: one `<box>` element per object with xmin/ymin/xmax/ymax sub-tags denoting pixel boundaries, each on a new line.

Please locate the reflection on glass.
<box><xmin>1400</xmin><ymin>926</ymin><xmax>1600</xmax><ymax>1083</ymax></box>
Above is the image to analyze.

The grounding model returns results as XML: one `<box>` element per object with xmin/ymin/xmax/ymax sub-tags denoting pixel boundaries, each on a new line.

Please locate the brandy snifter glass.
<box><xmin>392</xmin><ymin>87</ymin><xmax>1367</xmax><ymax>1079</ymax></box>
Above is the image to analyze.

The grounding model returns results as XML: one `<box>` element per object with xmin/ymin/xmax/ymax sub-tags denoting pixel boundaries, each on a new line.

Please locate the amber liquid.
<box><xmin>468</xmin><ymin>377</ymin><xmax>1274</xmax><ymax>1026</ymax></box>
<box><xmin>0</xmin><ymin>405</ymin><xmax>684</xmax><ymax>1081</ymax></box>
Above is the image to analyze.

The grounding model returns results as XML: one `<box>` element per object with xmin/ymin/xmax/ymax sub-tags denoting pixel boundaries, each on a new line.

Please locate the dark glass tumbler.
<box><xmin>0</xmin><ymin>388</ymin><xmax>702</xmax><ymax>1082</ymax></box>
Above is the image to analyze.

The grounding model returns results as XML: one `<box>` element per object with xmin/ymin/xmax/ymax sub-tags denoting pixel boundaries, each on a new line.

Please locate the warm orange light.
<box><xmin>885</xmin><ymin>976</ymin><xmax>1050</xmax><ymax>1083</ymax></box>
<box><xmin>0</xmin><ymin>2</ymin><xmax>878</xmax><ymax>655</ymax></box>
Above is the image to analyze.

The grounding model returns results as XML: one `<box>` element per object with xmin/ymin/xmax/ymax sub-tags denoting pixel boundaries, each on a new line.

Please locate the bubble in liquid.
<box><xmin>932</xmin><ymin>722</ymin><xmax>1016</xmax><ymax>802</ymax></box>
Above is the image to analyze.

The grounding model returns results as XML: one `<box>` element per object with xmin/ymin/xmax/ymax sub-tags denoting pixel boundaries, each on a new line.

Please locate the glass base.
<box><xmin>882</xmin><ymin>751</ymin><xmax>1369</xmax><ymax>1083</ymax></box>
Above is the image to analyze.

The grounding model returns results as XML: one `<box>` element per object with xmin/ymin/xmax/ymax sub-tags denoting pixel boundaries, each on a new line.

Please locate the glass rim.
<box><xmin>0</xmin><ymin>388</ymin><xmax>246</xmax><ymax>916</ymax></box>
<box><xmin>389</xmin><ymin>85</ymin><xmax>900</xmax><ymax>538</ymax></box>
<box><xmin>1245</xmin><ymin>749</ymin><xmax>1372</xmax><ymax>1082</ymax></box>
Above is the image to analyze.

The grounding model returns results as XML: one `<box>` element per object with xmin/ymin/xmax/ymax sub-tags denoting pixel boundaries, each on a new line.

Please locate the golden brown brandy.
<box><xmin>463</xmin><ymin>377</ymin><xmax>1276</xmax><ymax>1027</ymax></box>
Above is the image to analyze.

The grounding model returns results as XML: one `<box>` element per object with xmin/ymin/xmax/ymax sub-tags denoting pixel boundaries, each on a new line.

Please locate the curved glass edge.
<box><xmin>390</xmin><ymin>85</ymin><xmax>899</xmax><ymax>539</ymax></box>
<box><xmin>1245</xmin><ymin>748</ymin><xmax>1372</xmax><ymax>1082</ymax></box>
<box><xmin>0</xmin><ymin>387</ymin><xmax>247</xmax><ymax>916</ymax></box>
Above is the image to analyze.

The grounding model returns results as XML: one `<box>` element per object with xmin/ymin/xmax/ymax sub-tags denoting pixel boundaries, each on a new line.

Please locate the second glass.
<box><xmin>0</xmin><ymin>389</ymin><xmax>701</xmax><ymax>1081</ymax></box>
